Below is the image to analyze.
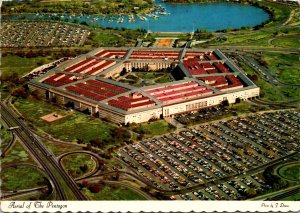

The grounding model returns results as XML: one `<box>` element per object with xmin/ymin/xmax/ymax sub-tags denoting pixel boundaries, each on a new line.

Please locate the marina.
<box><xmin>4</xmin><ymin>2</ymin><xmax>269</xmax><ymax>32</ymax></box>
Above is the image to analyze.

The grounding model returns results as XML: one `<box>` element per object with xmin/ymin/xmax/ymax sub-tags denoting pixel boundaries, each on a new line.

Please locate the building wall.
<box><xmin>98</xmin><ymin>107</ymin><xmax>126</xmax><ymax>124</ymax></box>
<box><xmin>28</xmin><ymin>85</ymin><xmax>46</xmax><ymax>96</ymax></box>
<box><xmin>161</xmin><ymin>87</ymin><xmax>260</xmax><ymax>117</ymax></box>
<box><xmin>103</xmin><ymin>63</ymin><xmax>125</xmax><ymax>78</ymax></box>
<box><xmin>125</xmin><ymin>108</ymin><xmax>162</xmax><ymax>124</ymax></box>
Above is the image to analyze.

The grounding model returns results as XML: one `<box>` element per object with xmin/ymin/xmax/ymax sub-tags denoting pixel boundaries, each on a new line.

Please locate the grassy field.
<box><xmin>1</xmin><ymin>55</ymin><xmax>54</xmax><ymax>77</ymax></box>
<box><xmin>44</xmin><ymin>141</ymin><xmax>82</xmax><ymax>157</ymax></box>
<box><xmin>13</xmin><ymin>97</ymin><xmax>114</xmax><ymax>144</ymax></box>
<box><xmin>1</xmin><ymin>141</ymin><xmax>34</xmax><ymax>164</ymax></box>
<box><xmin>258</xmin><ymin>1</ymin><xmax>292</xmax><ymax>27</ymax></box>
<box><xmin>278</xmin><ymin>163</ymin><xmax>300</xmax><ymax>181</ymax></box>
<box><xmin>1</xmin><ymin>166</ymin><xmax>46</xmax><ymax>191</ymax></box>
<box><xmin>89</xmin><ymin>29</ymin><xmax>144</xmax><ymax>47</ymax></box>
<box><xmin>91</xmin><ymin>32</ymin><xmax>124</xmax><ymax>47</ymax></box>
<box><xmin>132</xmin><ymin>120</ymin><xmax>175</xmax><ymax>137</ymax></box>
<box><xmin>0</xmin><ymin>55</ymin><xmax>55</xmax><ymax>99</ymax></box>
<box><xmin>83</xmin><ymin>184</ymin><xmax>146</xmax><ymax>200</ymax></box>
<box><xmin>238</xmin><ymin>51</ymin><xmax>300</xmax><ymax>102</ymax></box>
<box><xmin>272</xmin><ymin>37</ymin><xmax>300</xmax><ymax>48</ymax></box>
<box><xmin>61</xmin><ymin>153</ymin><xmax>97</xmax><ymax>179</ymax></box>
<box><xmin>261</xmin><ymin>52</ymin><xmax>300</xmax><ymax>85</ymax></box>
<box><xmin>282</xmin><ymin>189</ymin><xmax>300</xmax><ymax>201</ymax></box>
<box><xmin>0</xmin><ymin>121</ymin><xmax>13</xmax><ymax>150</ymax></box>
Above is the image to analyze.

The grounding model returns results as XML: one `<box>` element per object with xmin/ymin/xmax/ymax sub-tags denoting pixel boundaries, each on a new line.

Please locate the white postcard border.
<box><xmin>1</xmin><ymin>201</ymin><xmax>300</xmax><ymax>212</ymax></box>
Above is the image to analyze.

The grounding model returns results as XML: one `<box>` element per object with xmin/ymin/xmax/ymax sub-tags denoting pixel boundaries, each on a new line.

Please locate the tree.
<box><xmin>80</xmin><ymin>164</ymin><xmax>88</xmax><ymax>173</ymax></box>
<box><xmin>12</xmin><ymin>87</ymin><xmax>29</xmax><ymax>98</ymax></box>
<box><xmin>221</xmin><ymin>99</ymin><xmax>229</xmax><ymax>107</ymax></box>
<box><xmin>246</xmin><ymin>188</ymin><xmax>257</xmax><ymax>197</ymax></box>
<box><xmin>89</xmin><ymin>184</ymin><xmax>101</xmax><ymax>193</ymax></box>
<box><xmin>235</xmin><ymin>98</ymin><xmax>241</xmax><ymax>103</ymax></box>
<box><xmin>90</xmin><ymin>138</ymin><xmax>104</xmax><ymax>148</ymax></box>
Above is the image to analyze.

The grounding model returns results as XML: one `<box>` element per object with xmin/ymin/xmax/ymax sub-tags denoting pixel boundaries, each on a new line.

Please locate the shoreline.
<box><xmin>2</xmin><ymin>1</ymin><xmax>281</xmax><ymax>34</ymax></box>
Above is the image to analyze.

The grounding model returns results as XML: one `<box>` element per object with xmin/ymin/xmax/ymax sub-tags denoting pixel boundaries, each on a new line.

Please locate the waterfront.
<box><xmin>4</xmin><ymin>2</ymin><xmax>269</xmax><ymax>32</ymax></box>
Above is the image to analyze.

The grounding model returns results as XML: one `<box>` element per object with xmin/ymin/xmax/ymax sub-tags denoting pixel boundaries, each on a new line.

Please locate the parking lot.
<box><xmin>175</xmin><ymin>106</ymin><xmax>237</xmax><ymax>125</ymax></box>
<box><xmin>118</xmin><ymin>110</ymin><xmax>300</xmax><ymax>200</ymax></box>
<box><xmin>0</xmin><ymin>21</ymin><xmax>90</xmax><ymax>48</ymax></box>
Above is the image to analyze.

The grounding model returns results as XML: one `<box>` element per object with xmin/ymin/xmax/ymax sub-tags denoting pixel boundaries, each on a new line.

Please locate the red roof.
<box><xmin>86</xmin><ymin>79</ymin><xmax>128</xmax><ymax>93</ymax></box>
<box><xmin>65</xmin><ymin>58</ymin><xmax>94</xmax><ymax>72</ymax></box>
<box><xmin>94</xmin><ymin>49</ymin><xmax>127</xmax><ymax>58</ymax></box>
<box><xmin>202</xmin><ymin>63</ymin><xmax>215</xmax><ymax>70</ymax></box>
<box><xmin>108</xmin><ymin>99</ymin><xmax>156</xmax><ymax>110</ymax></box>
<box><xmin>43</xmin><ymin>74</ymin><xmax>75</xmax><ymax>86</ymax></box>
<box><xmin>65</xmin><ymin>85</ymin><xmax>106</xmax><ymax>101</ymax></box>
<box><xmin>213</xmin><ymin>62</ymin><xmax>230</xmax><ymax>73</ymax></box>
<box><xmin>85</xmin><ymin>60</ymin><xmax>115</xmax><ymax>75</ymax></box>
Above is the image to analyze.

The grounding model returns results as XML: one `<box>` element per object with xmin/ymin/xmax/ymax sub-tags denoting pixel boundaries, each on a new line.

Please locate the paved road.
<box><xmin>0</xmin><ymin>101</ymin><xmax>87</xmax><ymax>200</ymax></box>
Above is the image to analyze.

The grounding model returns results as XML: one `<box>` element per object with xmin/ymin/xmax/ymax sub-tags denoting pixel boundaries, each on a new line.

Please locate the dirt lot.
<box><xmin>154</xmin><ymin>38</ymin><xmax>175</xmax><ymax>47</ymax></box>
<box><xmin>41</xmin><ymin>113</ymin><xmax>64</xmax><ymax>122</ymax></box>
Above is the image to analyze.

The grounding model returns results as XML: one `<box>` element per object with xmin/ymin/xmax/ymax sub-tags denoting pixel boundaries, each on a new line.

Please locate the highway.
<box><xmin>0</xmin><ymin>101</ymin><xmax>87</xmax><ymax>200</ymax></box>
<box><xmin>266</xmin><ymin>186</ymin><xmax>300</xmax><ymax>201</ymax></box>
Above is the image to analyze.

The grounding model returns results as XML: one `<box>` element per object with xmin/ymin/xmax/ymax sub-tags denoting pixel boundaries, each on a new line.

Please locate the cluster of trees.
<box><xmin>4</xmin><ymin>49</ymin><xmax>88</xmax><ymax>60</ymax></box>
<box><xmin>79</xmin><ymin>180</ymin><xmax>102</xmax><ymax>193</ymax></box>
<box><xmin>0</xmin><ymin>69</ymin><xmax>31</xmax><ymax>98</ymax></box>
<box><xmin>82</xmin><ymin>127</ymin><xmax>131</xmax><ymax>158</ymax></box>
<box><xmin>263</xmin><ymin>165</ymin><xmax>289</xmax><ymax>190</ymax></box>
<box><xmin>165</xmin><ymin>0</ymin><xmax>255</xmax><ymax>4</ymax></box>
<box><xmin>194</xmin><ymin>29</ymin><xmax>214</xmax><ymax>40</ymax></box>
<box><xmin>2</xmin><ymin>0</ymin><xmax>153</xmax><ymax>15</ymax></box>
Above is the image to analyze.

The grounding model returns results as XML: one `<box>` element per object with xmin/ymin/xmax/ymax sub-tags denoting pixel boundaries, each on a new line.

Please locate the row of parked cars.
<box><xmin>24</xmin><ymin>57</ymin><xmax>71</xmax><ymax>81</ymax></box>
<box><xmin>118</xmin><ymin>110</ymin><xmax>299</xmax><ymax>200</ymax></box>
<box><xmin>1</xmin><ymin>21</ymin><xmax>90</xmax><ymax>48</ymax></box>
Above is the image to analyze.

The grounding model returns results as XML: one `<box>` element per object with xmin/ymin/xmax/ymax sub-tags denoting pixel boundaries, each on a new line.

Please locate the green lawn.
<box><xmin>258</xmin><ymin>1</ymin><xmax>291</xmax><ymax>27</ymax></box>
<box><xmin>1</xmin><ymin>166</ymin><xmax>46</xmax><ymax>191</ymax></box>
<box><xmin>91</xmin><ymin>32</ymin><xmax>123</xmax><ymax>47</ymax></box>
<box><xmin>261</xmin><ymin>52</ymin><xmax>300</xmax><ymax>85</ymax></box>
<box><xmin>136</xmin><ymin>72</ymin><xmax>163</xmax><ymax>80</ymax></box>
<box><xmin>44</xmin><ymin>141</ymin><xmax>82</xmax><ymax>157</ymax></box>
<box><xmin>90</xmin><ymin>29</ymin><xmax>144</xmax><ymax>47</ymax></box>
<box><xmin>155</xmin><ymin>74</ymin><xmax>172</xmax><ymax>83</ymax></box>
<box><xmin>272</xmin><ymin>37</ymin><xmax>300</xmax><ymax>48</ymax></box>
<box><xmin>0</xmin><ymin>121</ymin><xmax>12</xmax><ymax>150</ymax></box>
<box><xmin>278</xmin><ymin>163</ymin><xmax>300</xmax><ymax>181</ymax></box>
<box><xmin>135</xmin><ymin>120</ymin><xmax>175</xmax><ymax>137</ymax></box>
<box><xmin>282</xmin><ymin>189</ymin><xmax>300</xmax><ymax>201</ymax></box>
<box><xmin>83</xmin><ymin>185</ymin><xmax>146</xmax><ymax>200</ymax></box>
<box><xmin>1</xmin><ymin>141</ymin><xmax>34</xmax><ymax>164</ymax></box>
<box><xmin>1</xmin><ymin>55</ymin><xmax>53</xmax><ymax>77</ymax></box>
<box><xmin>61</xmin><ymin>153</ymin><xmax>97</xmax><ymax>179</ymax></box>
<box><xmin>13</xmin><ymin>97</ymin><xmax>114</xmax><ymax>144</ymax></box>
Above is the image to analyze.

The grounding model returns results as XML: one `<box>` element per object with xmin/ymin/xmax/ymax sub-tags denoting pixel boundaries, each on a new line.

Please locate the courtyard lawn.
<box><xmin>1</xmin><ymin>166</ymin><xmax>46</xmax><ymax>191</ymax></box>
<box><xmin>13</xmin><ymin>97</ymin><xmax>114</xmax><ymax>144</ymax></box>
<box><xmin>61</xmin><ymin>153</ymin><xmax>97</xmax><ymax>179</ymax></box>
<box><xmin>83</xmin><ymin>185</ymin><xmax>146</xmax><ymax>200</ymax></box>
<box><xmin>155</xmin><ymin>74</ymin><xmax>172</xmax><ymax>83</ymax></box>
<box><xmin>136</xmin><ymin>72</ymin><xmax>163</xmax><ymax>80</ymax></box>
